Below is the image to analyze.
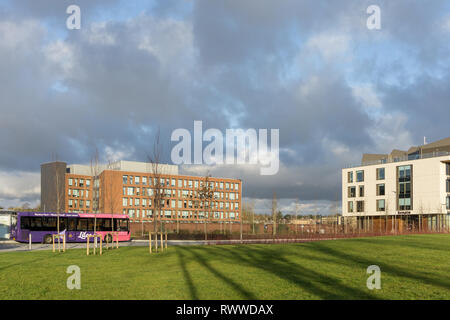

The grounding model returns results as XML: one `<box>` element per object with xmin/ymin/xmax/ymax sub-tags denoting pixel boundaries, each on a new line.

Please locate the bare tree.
<box><xmin>148</xmin><ymin>129</ymin><xmax>165</xmax><ymax>245</ymax></box>
<box><xmin>52</xmin><ymin>153</ymin><xmax>62</xmax><ymax>236</ymax></box>
<box><xmin>198</xmin><ymin>173</ymin><xmax>213</xmax><ymax>241</ymax></box>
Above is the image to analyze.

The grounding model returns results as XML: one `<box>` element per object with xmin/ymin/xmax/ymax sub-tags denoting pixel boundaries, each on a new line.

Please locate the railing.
<box><xmin>345</xmin><ymin>151</ymin><xmax>450</xmax><ymax>168</ymax></box>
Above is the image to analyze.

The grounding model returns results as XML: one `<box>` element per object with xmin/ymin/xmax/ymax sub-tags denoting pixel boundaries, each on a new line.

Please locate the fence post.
<box><xmin>100</xmin><ymin>236</ymin><xmax>102</xmax><ymax>255</ymax></box>
<box><xmin>63</xmin><ymin>234</ymin><xmax>66</xmax><ymax>252</ymax></box>
<box><xmin>28</xmin><ymin>234</ymin><xmax>32</xmax><ymax>251</ymax></box>
<box><xmin>160</xmin><ymin>232</ymin><xmax>163</xmax><ymax>252</ymax></box>
<box><xmin>165</xmin><ymin>231</ymin><xmax>168</xmax><ymax>249</ymax></box>
<box><xmin>86</xmin><ymin>237</ymin><xmax>90</xmax><ymax>256</ymax></box>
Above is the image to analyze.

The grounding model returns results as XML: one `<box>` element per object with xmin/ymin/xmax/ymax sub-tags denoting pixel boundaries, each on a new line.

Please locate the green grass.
<box><xmin>0</xmin><ymin>234</ymin><xmax>449</xmax><ymax>299</ymax></box>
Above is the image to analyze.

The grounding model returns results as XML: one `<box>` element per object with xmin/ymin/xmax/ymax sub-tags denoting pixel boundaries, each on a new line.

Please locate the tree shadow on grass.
<box><xmin>305</xmin><ymin>242</ymin><xmax>450</xmax><ymax>291</ymax></box>
<box><xmin>187</xmin><ymin>245</ymin><xmax>376</xmax><ymax>299</ymax></box>
<box><xmin>180</xmin><ymin>246</ymin><xmax>258</xmax><ymax>299</ymax></box>
<box><xmin>175</xmin><ymin>247</ymin><xmax>199</xmax><ymax>300</ymax></box>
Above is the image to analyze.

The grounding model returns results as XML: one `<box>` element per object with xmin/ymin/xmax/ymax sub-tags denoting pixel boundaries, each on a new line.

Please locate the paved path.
<box><xmin>0</xmin><ymin>240</ymin><xmax>209</xmax><ymax>252</ymax></box>
<box><xmin>0</xmin><ymin>238</ymin><xmax>338</xmax><ymax>252</ymax></box>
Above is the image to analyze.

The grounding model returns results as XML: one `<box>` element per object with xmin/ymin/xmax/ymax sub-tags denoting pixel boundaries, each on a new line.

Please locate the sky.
<box><xmin>1</xmin><ymin>0</ymin><xmax>450</xmax><ymax>215</ymax></box>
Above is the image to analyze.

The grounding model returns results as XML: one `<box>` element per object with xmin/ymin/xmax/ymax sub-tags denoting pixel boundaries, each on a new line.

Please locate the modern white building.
<box><xmin>342</xmin><ymin>137</ymin><xmax>450</xmax><ymax>232</ymax></box>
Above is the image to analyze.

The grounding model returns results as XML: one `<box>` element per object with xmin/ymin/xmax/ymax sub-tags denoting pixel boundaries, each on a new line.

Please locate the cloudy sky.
<box><xmin>1</xmin><ymin>0</ymin><xmax>450</xmax><ymax>215</ymax></box>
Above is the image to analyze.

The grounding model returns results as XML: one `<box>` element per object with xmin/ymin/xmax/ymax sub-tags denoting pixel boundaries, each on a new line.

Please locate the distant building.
<box><xmin>41</xmin><ymin>160</ymin><xmax>242</xmax><ymax>223</ymax></box>
<box><xmin>342</xmin><ymin>137</ymin><xmax>450</xmax><ymax>232</ymax></box>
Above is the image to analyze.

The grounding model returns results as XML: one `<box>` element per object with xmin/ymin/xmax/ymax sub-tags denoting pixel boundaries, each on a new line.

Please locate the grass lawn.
<box><xmin>0</xmin><ymin>234</ymin><xmax>449</xmax><ymax>299</ymax></box>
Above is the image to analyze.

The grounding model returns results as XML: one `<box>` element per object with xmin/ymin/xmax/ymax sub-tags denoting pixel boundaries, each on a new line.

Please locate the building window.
<box><xmin>376</xmin><ymin>168</ymin><xmax>385</xmax><ymax>180</ymax></box>
<box><xmin>123</xmin><ymin>175</ymin><xmax>128</xmax><ymax>184</ymax></box>
<box><xmin>447</xmin><ymin>179</ymin><xmax>450</xmax><ymax>193</ymax></box>
<box><xmin>347</xmin><ymin>201</ymin><xmax>353</xmax><ymax>212</ymax></box>
<box><xmin>447</xmin><ymin>163</ymin><xmax>450</xmax><ymax>176</ymax></box>
<box><xmin>86</xmin><ymin>200</ymin><xmax>90</xmax><ymax>208</ymax></box>
<box><xmin>377</xmin><ymin>184</ymin><xmax>385</xmax><ymax>196</ymax></box>
<box><xmin>348</xmin><ymin>186</ymin><xmax>356</xmax><ymax>198</ymax></box>
<box><xmin>356</xmin><ymin>170</ymin><xmax>364</xmax><ymax>182</ymax></box>
<box><xmin>123</xmin><ymin>198</ymin><xmax>128</xmax><ymax>206</ymax></box>
<box><xmin>447</xmin><ymin>196</ymin><xmax>450</xmax><ymax>210</ymax></box>
<box><xmin>86</xmin><ymin>179</ymin><xmax>91</xmax><ymax>187</ymax></box>
<box><xmin>398</xmin><ymin>165</ymin><xmax>412</xmax><ymax>210</ymax></box>
<box><xmin>68</xmin><ymin>178</ymin><xmax>73</xmax><ymax>186</ymax></box>
<box><xmin>142</xmin><ymin>177</ymin><xmax>147</xmax><ymax>185</ymax></box>
<box><xmin>376</xmin><ymin>199</ymin><xmax>385</xmax><ymax>211</ymax></box>
<box><xmin>356</xmin><ymin>201</ymin><xmax>364</xmax><ymax>212</ymax></box>
<box><xmin>127</xmin><ymin>187</ymin><xmax>134</xmax><ymax>196</ymax></box>
<box><xmin>347</xmin><ymin>172</ymin><xmax>353</xmax><ymax>183</ymax></box>
<box><xmin>135</xmin><ymin>176</ymin><xmax>140</xmax><ymax>185</ymax></box>
<box><xmin>359</xmin><ymin>185</ymin><xmax>364</xmax><ymax>197</ymax></box>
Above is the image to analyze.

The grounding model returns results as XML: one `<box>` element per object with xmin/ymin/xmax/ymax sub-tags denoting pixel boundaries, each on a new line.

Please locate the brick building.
<box><xmin>41</xmin><ymin>160</ymin><xmax>242</xmax><ymax>223</ymax></box>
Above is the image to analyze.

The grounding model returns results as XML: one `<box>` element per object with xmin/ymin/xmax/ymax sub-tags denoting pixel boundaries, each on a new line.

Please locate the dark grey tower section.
<box><xmin>41</xmin><ymin>162</ymin><xmax>67</xmax><ymax>213</ymax></box>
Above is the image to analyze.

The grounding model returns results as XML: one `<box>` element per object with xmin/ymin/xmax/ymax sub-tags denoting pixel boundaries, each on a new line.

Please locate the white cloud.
<box><xmin>134</xmin><ymin>16</ymin><xmax>195</xmax><ymax>71</ymax></box>
<box><xmin>351</xmin><ymin>84</ymin><xmax>382</xmax><ymax>109</ymax></box>
<box><xmin>43</xmin><ymin>40</ymin><xmax>75</xmax><ymax>76</ymax></box>
<box><xmin>0</xmin><ymin>171</ymin><xmax>40</xmax><ymax>208</ymax></box>
<box><xmin>305</xmin><ymin>32</ymin><xmax>351</xmax><ymax>62</ymax></box>
<box><xmin>104</xmin><ymin>145</ymin><xmax>136</xmax><ymax>163</ymax></box>
<box><xmin>85</xmin><ymin>22</ymin><xmax>116</xmax><ymax>45</ymax></box>
<box><xmin>0</xmin><ymin>20</ymin><xmax>44</xmax><ymax>50</ymax></box>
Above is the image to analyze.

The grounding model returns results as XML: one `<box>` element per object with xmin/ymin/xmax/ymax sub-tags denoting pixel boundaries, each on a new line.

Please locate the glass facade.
<box><xmin>398</xmin><ymin>165</ymin><xmax>412</xmax><ymax>210</ymax></box>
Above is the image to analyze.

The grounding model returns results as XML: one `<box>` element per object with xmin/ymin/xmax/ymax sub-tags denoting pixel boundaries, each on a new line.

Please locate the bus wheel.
<box><xmin>44</xmin><ymin>235</ymin><xmax>52</xmax><ymax>244</ymax></box>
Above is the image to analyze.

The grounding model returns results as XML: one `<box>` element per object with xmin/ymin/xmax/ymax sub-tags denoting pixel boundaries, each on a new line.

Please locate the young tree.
<box><xmin>148</xmin><ymin>129</ymin><xmax>165</xmax><ymax>245</ymax></box>
<box><xmin>52</xmin><ymin>154</ymin><xmax>62</xmax><ymax>237</ymax></box>
<box><xmin>198</xmin><ymin>173</ymin><xmax>213</xmax><ymax>241</ymax></box>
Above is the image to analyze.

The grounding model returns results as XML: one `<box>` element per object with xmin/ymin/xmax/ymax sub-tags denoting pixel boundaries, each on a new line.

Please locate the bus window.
<box><xmin>102</xmin><ymin>218</ymin><xmax>112</xmax><ymax>231</ymax></box>
<box><xmin>20</xmin><ymin>217</ymin><xmax>31</xmax><ymax>230</ymax></box>
<box><xmin>68</xmin><ymin>218</ymin><xmax>77</xmax><ymax>231</ymax></box>
<box><xmin>77</xmin><ymin>218</ymin><xmax>88</xmax><ymax>231</ymax></box>
<box><xmin>87</xmin><ymin>219</ymin><xmax>94</xmax><ymax>231</ymax></box>
<box><xmin>30</xmin><ymin>217</ymin><xmax>42</xmax><ymax>231</ymax></box>
<box><xmin>42</xmin><ymin>217</ymin><xmax>57</xmax><ymax>231</ymax></box>
<box><xmin>116</xmin><ymin>219</ymin><xmax>129</xmax><ymax>232</ymax></box>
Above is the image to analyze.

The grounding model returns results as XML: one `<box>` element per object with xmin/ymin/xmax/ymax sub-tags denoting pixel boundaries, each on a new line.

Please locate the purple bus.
<box><xmin>11</xmin><ymin>212</ymin><xmax>130</xmax><ymax>243</ymax></box>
